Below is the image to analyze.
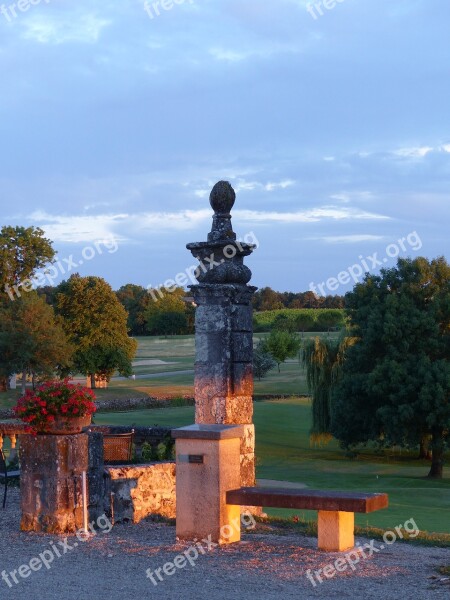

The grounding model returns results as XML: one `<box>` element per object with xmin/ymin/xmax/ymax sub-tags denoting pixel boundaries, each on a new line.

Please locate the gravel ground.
<box><xmin>1</xmin><ymin>489</ymin><xmax>449</xmax><ymax>600</ymax></box>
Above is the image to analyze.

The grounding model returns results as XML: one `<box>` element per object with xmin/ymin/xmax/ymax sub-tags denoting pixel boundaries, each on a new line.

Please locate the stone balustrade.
<box><xmin>0</xmin><ymin>421</ymin><xmax>29</xmax><ymax>461</ymax></box>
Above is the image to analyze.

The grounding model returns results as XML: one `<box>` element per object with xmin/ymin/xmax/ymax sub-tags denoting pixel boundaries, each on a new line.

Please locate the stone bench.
<box><xmin>226</xmin><ymin>487</ymin><xmax>388</xmax><ymax>551</ymax></box>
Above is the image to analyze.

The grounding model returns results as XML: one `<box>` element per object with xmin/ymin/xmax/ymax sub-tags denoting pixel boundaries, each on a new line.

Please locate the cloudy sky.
<box><xmin>1</xmin><ymin>0</ymin><xmax>449</xmax><ymax>295</ymax></box>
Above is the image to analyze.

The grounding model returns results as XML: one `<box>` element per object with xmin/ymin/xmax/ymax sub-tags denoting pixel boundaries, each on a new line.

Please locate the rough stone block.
<box><xmin>195</xmin><ymin>332</ymin><xmax>229</xmax><ymax>364</ymax></box>
<box><xmin>231</xmin><ymin>305</ymin><xmax>253</xmax><ymax>332</ymax></box>
<box><xmin>106</xmin><ymin>462</ymin><xmax>176</xmax><ymax>523</ymax></box>
<box><xmin>232</xmin><ymin>332</ymin><xmax>253</xmax><ymax>362</ymax></box>
<box><xmin>318</xmin><ymin>510</ymin><xmax>355</xmax><ymax>552</ymax></box>
<box><xmin>19</xmin><ymin>434</ymin><xmax>89</xmax><ymax>533</ymax></box>
<box><xmin>175</xmin><ymin>428</ymin><xmax>243</xmax><ymax>544</ymax></box>
<box><xmin>232</xmin><ymin>362</ymin><xmax>254</xmax><ymax>396</ymax></box>
<box><xmin>240</xmin><ymin>424</ymin><xmax>255</xmax><ymax>455</ymax></box>
<box><xmin>195</xmin><ymin>306</ymin><xmax>228</xmax><ymax>333</ymax></box>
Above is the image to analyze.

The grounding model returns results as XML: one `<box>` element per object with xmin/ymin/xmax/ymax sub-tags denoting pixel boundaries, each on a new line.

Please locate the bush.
<box><xmin>253</xmin><ymin>308</ymin><xmax>345</xmax><ymax>332</ymax></box>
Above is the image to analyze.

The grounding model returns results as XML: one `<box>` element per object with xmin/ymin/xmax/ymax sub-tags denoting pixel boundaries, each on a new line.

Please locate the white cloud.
<box><xmin>29</xmin><ymin>203</ymin><xmax>390</xmax><ymax>243</ymax></box>
<box><xmin>21</xmin><ymin>12</ymin><xmax>111</xmax><ymax>45</ymax></box>
<box><xmin>29</xmin><ymin>211</ymin><xmax>128</xmax><ymax>243</ymax></box>
<box><xmin>309</xmin><ymin>235</ymin><xmax>384</xmax><ymax>244</ymax></box>
<box><xmin>235</xmin><ymin>206</ymin><xmax>390</xmax><ymax>223</ymax></box>
<box><xmin>393</xmin><ymin>146</ymin><xmax>433</xmax><ymax>158</ymax></box>
<box><xmin>265</xmin><ymin>180</ymin><xmax>295</xmax><ymax>191</ymax></box>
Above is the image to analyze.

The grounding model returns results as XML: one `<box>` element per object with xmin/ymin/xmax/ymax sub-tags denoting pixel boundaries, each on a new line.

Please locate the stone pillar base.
<box><xmin>318</xmin><ymin>510</ymin><xmax>354</xmax><ymax>551</ymax></box>
<box><xmin>173</xmin><ymin>425</ymin><xmax>244</xmax><ymax>545</ymax></box>
<box><xmin>19</xmin><ymin>434</ymin><xmax>89</xmax><ymax>534</ymax></box>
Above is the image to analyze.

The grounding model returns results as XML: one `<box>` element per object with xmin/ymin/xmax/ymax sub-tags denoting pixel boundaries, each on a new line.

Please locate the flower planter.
<box><xmin>36</xmin><ymin>414</ymin><xmax>92</xmax><ymax>435</ymax></box>
<box><xmin>13</xmin><ymin>379</ymin><xmax>96</xmax><ymax>436</ymax></box>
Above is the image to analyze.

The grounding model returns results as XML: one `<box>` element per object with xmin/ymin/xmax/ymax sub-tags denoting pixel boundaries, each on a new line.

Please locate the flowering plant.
<box><xmin>13</xmin><ymin>379</ymin><xmax>97</xmax><ymax>434</ymax></box>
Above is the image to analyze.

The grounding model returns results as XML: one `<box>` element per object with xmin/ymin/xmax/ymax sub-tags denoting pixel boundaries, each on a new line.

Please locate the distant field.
<box><xmin>1</xmin><ymin>333</ymin><xmax>334</xmax><ymax>406</ymax></box>
<box><xmin>94</xmin><ymin>397</ymin><xmax>450</xmax><ymax>535</ymax></box>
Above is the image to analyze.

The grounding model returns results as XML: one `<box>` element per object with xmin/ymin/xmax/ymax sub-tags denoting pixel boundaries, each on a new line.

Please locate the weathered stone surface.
<box><xmin>106</xmin><ymin>462</ymin><xmax>176</xmax><ymax>523</ymax></box>
<box><xmin>232</xmin><ymin>363</ymin><xmax>254</xmax><ymax>396</ymax></box>
<box><xmin>175</xmin><ymin>431</ymin><xmax>242</xmax><ymax>544</ymax></box>
<box><xmin>232</xmin><ymin>332</ymin><xmax>253</xmax><ymax>362</ymax></box>
<box><xmin>87</xmin><ymin>432</ymin><xmax>107</xmax><ymax>522</ymax></box>
<box><xmin>231</xmin><ymin>305</ymin><xmax>253</xmax><ymax>332</ymax></box>
<box><xmin>19</xmin><ymin>434</ymin><xmax>89</xmax><ymax>533</ymax></box>
<box><xmin>186</xmin><ymin>181</ymin><xmax>257</xmax><ymax>502</ymax></box>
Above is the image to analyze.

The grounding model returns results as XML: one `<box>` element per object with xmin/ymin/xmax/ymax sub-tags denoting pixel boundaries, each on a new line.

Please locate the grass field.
<box><xmin>0</xmin><ymin>333</ymin><xmax>338</xmax><ymax>406</ymax></box>
<box><xmin>94</xmin><ymin>397</ymin><xmax>450</xmax><ymax>535</ymax></box>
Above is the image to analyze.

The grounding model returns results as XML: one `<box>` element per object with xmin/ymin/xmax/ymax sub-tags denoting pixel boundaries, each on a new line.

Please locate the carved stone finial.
<box><xmin>210</xmin><ymin>181</ymin><xmax>236</xmax><ymax>214</ymax></box>
<box><xmin>186</xmin><ymin>180</ymin><xmax>256</xmax><ymax>284</ymax></box>
<box><xmin>208</xmin><ymin>181</ymin><xmax>236</xmax><ymax>242</ymax></box>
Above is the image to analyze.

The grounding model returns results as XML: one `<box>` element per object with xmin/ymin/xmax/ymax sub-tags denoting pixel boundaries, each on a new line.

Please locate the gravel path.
<box><xmin>1</xmin><ymin>489</ymin><xmax>449</xmax><ymax>600</ymax></box>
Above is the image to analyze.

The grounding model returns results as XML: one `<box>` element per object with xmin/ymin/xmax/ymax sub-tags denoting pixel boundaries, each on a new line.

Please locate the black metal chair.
<box><xmin>1</xmin><ymin>449</ymin><xmax>20</xmax><ymax>509</ymax></box>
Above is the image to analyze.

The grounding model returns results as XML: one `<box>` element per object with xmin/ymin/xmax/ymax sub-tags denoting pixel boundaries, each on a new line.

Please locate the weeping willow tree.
<box><xmin>302</xmin><ymin>335</ymin><xmax>357</xmax><ymax>445</ymax></box>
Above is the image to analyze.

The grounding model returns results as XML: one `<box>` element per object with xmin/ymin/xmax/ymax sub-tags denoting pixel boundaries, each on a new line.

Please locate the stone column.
<box><xmin>19</xmin><ymin>434</ymin><xmax>89</xmax><ymax>533</ymax></box>
<box><xmin>187</xmin><ymin>181</ymin><xmax>257</xmax><ymax>489</ymax></box>
<box><xmin>173</xmin><ymin>424</ymin><xmax>244</xmax><ymax>544</ymax></box>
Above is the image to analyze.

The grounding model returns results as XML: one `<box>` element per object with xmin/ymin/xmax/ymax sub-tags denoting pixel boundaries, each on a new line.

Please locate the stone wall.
<box><xmin>106</xmin><ymin>462</ymin><xmax>176</xmax><ymax>523</ymax></box>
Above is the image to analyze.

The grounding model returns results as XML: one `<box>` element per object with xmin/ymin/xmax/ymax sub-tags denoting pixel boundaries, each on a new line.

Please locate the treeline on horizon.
<box><xmin>36</xmin><ymin>283</ymin><xmax>345</xmax><ymax>337</ymax></box>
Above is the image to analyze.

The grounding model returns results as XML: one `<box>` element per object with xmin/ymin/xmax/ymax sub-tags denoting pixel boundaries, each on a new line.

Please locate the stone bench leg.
<box><xmin>317</xmin><ymin>510</ymin><xmax>354</xmax><ymax>551</ymax></box>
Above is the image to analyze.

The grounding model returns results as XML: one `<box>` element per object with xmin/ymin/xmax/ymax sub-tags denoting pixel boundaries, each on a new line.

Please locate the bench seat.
<box><xmin>226</xmin><ymin>487</ymin><xmax>388</xmax><ymax>551</ymax></box>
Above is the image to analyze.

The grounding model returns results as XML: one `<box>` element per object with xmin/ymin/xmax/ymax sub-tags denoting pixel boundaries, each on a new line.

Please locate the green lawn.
<box><xmin>0</xmin><ymin>333</ymin><xmax>326</xmax><ymax>406</ymax></box>
<box><xmin>95</xmin><ymin>397</ymin><xmax>450</xmax><ymax>535</ymax></box>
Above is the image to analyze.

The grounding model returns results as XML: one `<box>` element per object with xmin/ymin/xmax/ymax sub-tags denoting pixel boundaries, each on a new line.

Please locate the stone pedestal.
<box><xmin>318</xmin><ymin>510</ymin><xmax>355</xmax><ymax>552</ymax></box>
<box><xmin>187</xmin><ymin>181</ymin><xmax>257</xmax><ymax>491</ymax></box>
<box><xmin>173</xmin><ymin>424</ymin><xmax>244</xmax><ymax>544</ymax></box>
<box><xmin>19</xmin><ymin>434</ymin><xmax>89</xmax><ymax>533</ymax></box>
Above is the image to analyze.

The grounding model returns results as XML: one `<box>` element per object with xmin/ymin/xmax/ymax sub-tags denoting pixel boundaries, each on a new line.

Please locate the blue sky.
<box><xmin>1</xmin><ymin>0</ymin><xmax>449</xmax><ymax>295</ymax></box>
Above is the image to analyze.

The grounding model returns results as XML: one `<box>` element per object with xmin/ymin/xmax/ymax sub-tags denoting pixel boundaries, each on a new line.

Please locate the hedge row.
<box><xmin>253</xmin><ymin>308</ymin><xmax>346</xmax><ymax>332</ymax></box>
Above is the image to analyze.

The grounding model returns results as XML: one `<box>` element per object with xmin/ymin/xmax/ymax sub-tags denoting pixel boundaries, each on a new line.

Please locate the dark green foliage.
<box><xmin>0</xmin><ymin>292</ymin><xmax>73</xmax><ymax>392</ymax></box>
<box><xmin>56</xmin><ymin>275</ymin><xmax>137</xmax><ymax>387</ymax></box>
<box><xmin>331</xmin><ymin>257</ymin><xmax>450</xmax><ymax>479</ymax></box>
<box><xmin>140</xmin><ymin>437</ymin><xmax>175</xmax><ymax>462</ymax></box>
<box><xmin>272</xmin><ymin>314</ymin><xmax>296</xmax><ymax>332</ymax></box>
<box><xmin>115</xmin><ymin>284</ymin><xmax>150</xmax><ymax>336</ymax></box>
<box><xmin>253</xmin><ymin>341</ymin><xmax>277</xmax><ymax>380</ymax></box>
<box><xmin>0</xmin><ymin>226</ymin><xmax>55</xmax><ymax>296</ymax></box>
<box><xmin>148</xmin><ymin>311</ymin><xmax>187</xmax><ymax>337</ymax></box>
<box><xmin>316</xmin><ymin>309</ymin><xmax>345</xmax><ymax>332</ymax></box>
<box><xmin>296</xmin><ymin>312</ymin><xmax>315</xmax><ymax>336</ymax></box>
<box><xmin>302</xmin><ymin>336</ymin><xmax>356</xmax><ymax>443</ymax></box>
<box><xmin>144</xmin><ymin>286</ymin><xmax>193</xmax><ymax>336</ymax></box>
<box><xmin>262</xmin><ymin>330</ymin><xmax>301</xmax><ymax>372</ymax></box>
<box><xmin>253</xmin><ymin>308</ymin><xmax>345</xmax><ymax>332</ymax></box>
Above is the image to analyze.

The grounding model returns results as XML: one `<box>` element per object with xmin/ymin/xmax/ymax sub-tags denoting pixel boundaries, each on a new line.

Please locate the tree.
<box><xmin>56</xmin><ymin>275</ymin><xmax>138</xmax><ymax>388</ymax></box>
<box><xmin>302</xmin><ymin>336</ymin><xmax>356</xmax><ymax>443</ymax></box>
<box><xmin>316</xmin><ymin>309</ymin><xmax>345</xmax><ymax>333</ymax></box>
<box><xmin>0</xmin><ymin>226</ymin><xmax>55</xmax><ymax>299</ymax></box>
<box><xmin>272</xmin><ymin>313</ymin><xmax>295</xmax><ymax>333</ymax></box>
<box><xmin>296</xmin><ymin>312</ymin><xmax>315</xmax><ymax>337</ymax></box>
<box><xmin>331</xmin><ymin>257</ymin><xmax>450</xmax><ymax>479</ymax></box>
<box><xmin>0</xmin><ymin>292</ymin><xmax>73</xmax><ymax>392</ymax></box>
<box><xmin>253</xmin><ymin>341</ymin><xmax>276</xmax><ymax>380</ymax></box>
<box><xmin>252</xmin><ymin>287</ymin><xmax>284</xmax><ymax>311</ymax></box>
<box><xmin>262</xmin><ymin>330</ymin><xmax>301</xmax><ymax>372</ymax></box>
<box><xmin>144</xmin><ymin>287</ymin><xmax>189</xmax><ymax>335</ymax></box>
<box><xmin>115</xmin><ymin>284</ymin><xmax>150</xmax><ymax>336</ymax></box>
<box><xmin>151</xmin><ymin>311</ymin><xmax>187</xmax><ymax>337</ymax></box>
